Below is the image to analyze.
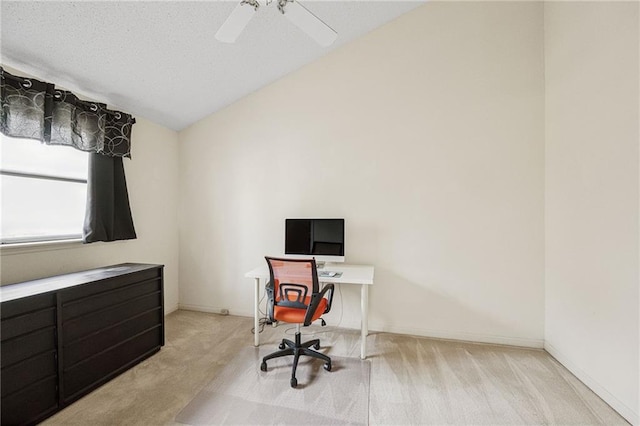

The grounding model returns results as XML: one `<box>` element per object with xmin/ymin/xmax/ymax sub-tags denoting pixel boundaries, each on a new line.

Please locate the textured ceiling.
<box><xmin>1</xmin><ymin>1</ymin><xmax>424</xmax><ymax>131</ymax></box>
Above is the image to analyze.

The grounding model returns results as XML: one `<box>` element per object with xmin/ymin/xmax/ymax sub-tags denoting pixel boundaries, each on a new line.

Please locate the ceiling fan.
<box><xmin>215</xmin><ymin>0</ymin><xmax>338</xmax><ymax>47</ymax></box>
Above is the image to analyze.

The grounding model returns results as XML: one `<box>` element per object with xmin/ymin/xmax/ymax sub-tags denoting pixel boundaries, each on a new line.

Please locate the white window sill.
<box><xmin>0</xmin><ymin>238</ymin><xmax>84</xmax><ymax>256</ymax></box>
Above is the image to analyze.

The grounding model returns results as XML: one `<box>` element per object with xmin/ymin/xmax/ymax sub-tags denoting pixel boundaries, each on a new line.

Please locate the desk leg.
<box><xmin>361</xmin><ymin>284</ymin><xmax>369</xmax><ymax>359</ymax></box>
<box><xmin>254</xmin><ymin>277</ymin><xmax>260</xmax><ymax>347</ymax></box>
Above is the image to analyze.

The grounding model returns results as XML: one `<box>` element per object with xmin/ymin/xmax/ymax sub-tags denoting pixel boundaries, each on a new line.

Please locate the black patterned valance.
<box><xmin>0</xmin><ymin>67</ymin><xmax>135</xmax><ymax>158</ymax></box>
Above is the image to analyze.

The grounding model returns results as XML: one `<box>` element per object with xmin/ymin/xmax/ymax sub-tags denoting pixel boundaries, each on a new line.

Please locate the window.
<box><xmin>1</xmin><ymin>135</ymin><xmax>89</xmax><ymax>244</ymax></box>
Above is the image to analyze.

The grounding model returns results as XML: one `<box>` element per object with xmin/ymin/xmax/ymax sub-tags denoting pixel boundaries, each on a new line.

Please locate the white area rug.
<box><xmin>176</xmin><ymin>347</ymin><xmax>370</xmax><ymax>425</ymax></box>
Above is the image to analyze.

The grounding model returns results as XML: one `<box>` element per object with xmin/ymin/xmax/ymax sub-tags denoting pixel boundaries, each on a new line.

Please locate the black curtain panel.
<box><xmin>83</xmin><ymin>153</ymin><xmax>137</xmax><ymax>243</ymax></box>
<box><xmin>0</xmin><ymin>67</ymin><xmax>137</xmax><ymax>243</ymax></box>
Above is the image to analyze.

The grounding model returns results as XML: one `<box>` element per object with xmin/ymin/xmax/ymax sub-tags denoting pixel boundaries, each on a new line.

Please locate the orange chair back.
<box><xmin>265</xmin><ymin>257</ymin><xmax>323</xmax><ymax>324</ymax></box>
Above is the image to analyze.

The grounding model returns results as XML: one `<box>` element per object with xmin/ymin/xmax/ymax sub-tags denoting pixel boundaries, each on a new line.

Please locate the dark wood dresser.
<box><xmin>0</xmin><ymin>263</ymin><xmax>164</xmax><ymax>426</ymax></box>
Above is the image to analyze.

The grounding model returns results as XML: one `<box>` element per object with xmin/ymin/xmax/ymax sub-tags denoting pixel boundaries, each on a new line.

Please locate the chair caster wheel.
<box><xmin>290</xmin><ymin>378</ymin><xmax>297</xmax><ymax>388</ymax></box>
<box><xmin>324</xmin><ymin>362</ymin><xmax>331</xmax><ymax>372</ymax></box>
<box><xmin>260</xmin><ymin>362</ymin><xmax>267</xmax><ymax>372</ymax></box>
<box><xmin>313</xmin><ymin>342</ymin><xmax>320</xmax><ymax>350</ymax></box>
<box><xmin>278</xmin><ymin>342</ymin><xmax>286</xmax><ymax>350</ymax></box>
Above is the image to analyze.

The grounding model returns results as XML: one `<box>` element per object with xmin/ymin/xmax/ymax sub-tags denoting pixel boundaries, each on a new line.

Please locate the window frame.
<box><xmin>0</xmin><ymin>136</ymin><xmax>89</xmax><ymax>245</ymax></box>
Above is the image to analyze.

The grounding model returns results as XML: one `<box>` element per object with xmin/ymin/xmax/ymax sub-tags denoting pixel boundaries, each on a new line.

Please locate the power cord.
<box><xmin>251</xmin><ymin>317</ymin><xmax>271</xmax><ymax>335</ymax></box>
<box><xmin>257</xmin><ymin>289</ymin><xmax>267</xmax><ymax>318</ymax></box>
<box><xmin>334</xmin><ymin>282</ymin><xmax>344</xmax><ymax>328</ymax></box>
<box><xmin>250</xmin><ymin>285</ymin><xmax>270</xmax><ymax>334</ymax></box>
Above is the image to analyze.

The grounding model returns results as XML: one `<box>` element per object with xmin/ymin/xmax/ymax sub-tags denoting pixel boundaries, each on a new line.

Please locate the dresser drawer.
<box><xmin>62</xmin><ymin>278</ymin><xmax>161</xmax><ymax>321</ymax></box>
<box><xmin>1</xmin><ymin>326</ymin><xmax>56</xmax><ymax>369</ymax></box>
<box><xmin>1</xmin><ymin>293</ymin><xmax>55</xmax><ymax>320</ymax></box>
<box><xmin>62</xmin><ymin>291</ymin><xmax>162</xmax><ymax>343</ymax></box>
<box><xmin>1</xmin><ymin>307</ymin><xmax>56</xmax><ymax>341</ymax></box>
<box><xmin>1</xmin><ymin>376</ymin><xmax>58</xmax><ymax>426</ymax></box>
<box><xmin>1</xmin><ymin>350</ymin><xmax>57</xmax><ymax>398</ymax></box>
<box><xmin>58</xmin><ymin>268</ymin><xmax>161</xmax><ymax>304</ymax></box>
<box><xmin>63</xmin><ymin>326</ymin><xmax>162</xmax><ymax>400</ymax></box>
<box><xmin>63</xmin><ymin>308</ymin><xmax>162</xmax><ymax>368</ymax></box>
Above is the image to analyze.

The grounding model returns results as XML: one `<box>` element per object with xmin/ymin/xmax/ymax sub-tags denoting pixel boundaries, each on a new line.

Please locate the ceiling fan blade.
<box><xmin>282</xmin><ymin>1</ymin><xmax>337</xmax><ymax>47</ymax></box>
<box><xmin>215</xmin><ymin>1</ymin><xmax>258</xmax><ymax>43</ymax></box>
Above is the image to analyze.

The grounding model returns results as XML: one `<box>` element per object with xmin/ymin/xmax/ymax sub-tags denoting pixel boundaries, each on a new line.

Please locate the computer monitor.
<box><xmin>284</xmin><ymin>218</ymin><xmax>345</xmax><ymax>263</ymax></box>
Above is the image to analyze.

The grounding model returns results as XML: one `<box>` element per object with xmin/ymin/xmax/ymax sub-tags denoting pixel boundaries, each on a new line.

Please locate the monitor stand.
<box><xmin>316</xmin><ymin>261</ymin><xmax>325</xmax><ymax>269</ymax></box>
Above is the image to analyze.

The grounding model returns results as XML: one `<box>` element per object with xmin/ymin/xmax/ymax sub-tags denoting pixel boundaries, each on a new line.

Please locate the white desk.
<box><xmin>245</xmin><ymin>263</ymin><xmax>374</xmax><ymax>359</ymax></box>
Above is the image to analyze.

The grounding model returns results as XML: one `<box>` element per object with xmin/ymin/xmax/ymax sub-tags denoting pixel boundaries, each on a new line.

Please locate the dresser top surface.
<box><xmin>0</xmin><ymin>263</ymin><xmax>163</xmax><ymax>302</ymax></box>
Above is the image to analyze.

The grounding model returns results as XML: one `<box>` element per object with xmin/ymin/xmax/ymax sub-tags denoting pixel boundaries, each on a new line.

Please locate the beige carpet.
<box><xmin>41</xmin><ymin>312</ymin><xmax>627</xmax><ymax>426</ymax></box>
<box><xmin>175</xmin><ymin>346</ymin><xmax>370</xmax><ymax>425</ymax></box>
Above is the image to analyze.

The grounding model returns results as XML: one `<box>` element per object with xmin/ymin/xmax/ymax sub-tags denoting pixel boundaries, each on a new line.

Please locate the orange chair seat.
<box><xmin>274</xmin><ymin>297</ymin><xmax>328</xmax><ymax>324</ymax></box>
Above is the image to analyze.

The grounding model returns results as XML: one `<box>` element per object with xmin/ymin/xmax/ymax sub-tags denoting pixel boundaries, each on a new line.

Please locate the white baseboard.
<box><xmin>545</xmin><ymin>342</ymin><xmax>638</xmax><ymax>425</ymax></box>
<box><xmin>178</xmin><ymin>303</ymin><xmax>252</xmax><ymax>317</ymax></box>
<box><xmin>164</xmin><ymin>304</ymin><xmax>179</xmax><ymax>315</ymax></box>
<box><xmin>176</xmin><ymin>304</ymin><xmax>543</xmax><ymax>348</ymax></box>
<box><xmin>369</xmin><ymin>322</ymin><xmax>545</xmax><ymax>349</ymax></box>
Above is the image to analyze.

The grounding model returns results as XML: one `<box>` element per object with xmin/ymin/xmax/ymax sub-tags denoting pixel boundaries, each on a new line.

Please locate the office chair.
<box><xmin>260</xmin><ymin>257</ymin><xmax>334</xmax><ymax>388</ymax></box>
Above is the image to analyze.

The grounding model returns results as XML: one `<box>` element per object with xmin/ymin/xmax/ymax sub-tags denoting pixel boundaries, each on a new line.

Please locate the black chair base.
<box><xmin>260</xmin><ymin>331</ymin><xmax>332</xmax><ymax>388</ymax></box>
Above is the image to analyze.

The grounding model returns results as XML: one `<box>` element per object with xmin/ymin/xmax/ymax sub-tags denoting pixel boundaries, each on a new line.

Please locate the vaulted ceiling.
<box><xmin>2</xmin><ymin>1</ymin><xmax>424</xmax><ymax>130</ymax></box>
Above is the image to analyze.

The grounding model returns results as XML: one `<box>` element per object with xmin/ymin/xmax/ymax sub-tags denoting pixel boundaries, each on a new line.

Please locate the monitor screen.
<box><xmin>285</xmin><ymin>219</ymin><xmax>345</xmax><ymax>261</ymax></box>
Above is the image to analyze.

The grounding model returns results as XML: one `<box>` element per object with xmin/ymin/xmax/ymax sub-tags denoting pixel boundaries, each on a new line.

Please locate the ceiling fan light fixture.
<box><xmin>279</xmin><ymin>0</ymin><xmax>337</xmax><ymax>47</ymax></box>
<box><xmin>215</xmin><ymin>0</ymin><xmax>259</xmax><ymax>43</ymax></box>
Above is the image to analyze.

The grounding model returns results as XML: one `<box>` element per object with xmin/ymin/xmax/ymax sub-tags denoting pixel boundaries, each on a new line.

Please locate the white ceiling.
<box><xmin>1</xmin><ymin>1</ymin><xmax>424</xmax><ymax>131</ymax></box>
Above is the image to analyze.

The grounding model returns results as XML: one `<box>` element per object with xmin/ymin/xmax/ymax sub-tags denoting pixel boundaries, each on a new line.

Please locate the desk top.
<box><xmin>245</xmin><ymin>263</ymin><xmax>374</xmax><ymax>285</ymax></box>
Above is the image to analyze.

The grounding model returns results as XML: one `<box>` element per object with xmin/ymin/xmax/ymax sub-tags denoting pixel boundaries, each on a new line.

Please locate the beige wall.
<box><xmin>179</xmin><ymin>2</ymin><xmax>546</xmax><ymax>347</ymax></box>
<box><xmin>0</xmin><ymin>116</ymin><xmax>181</xmax><ymax>313</ymax></box>
<box><xmin>544</xmin><ymin>2</ymin><xmax>639</xmax><ymax>423</ymax></box>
